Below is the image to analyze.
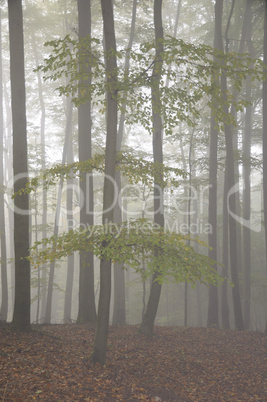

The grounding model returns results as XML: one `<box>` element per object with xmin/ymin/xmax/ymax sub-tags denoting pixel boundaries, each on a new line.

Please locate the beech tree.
<box><xmin>206</xmin><ymin>0</ymin><xmax>222</xmax><ymax>329</ymax></box>
<box><xmin>241</xmin><ymin>0</ymin><xmax>254</xmax><ymax>331</ymax></box>
<box><xmin>112</xmin><ymin>0</ymin><xmax>138</xmax><ymax>327</ymax></box>
<box><xmin>8</xmin><ymin>0</ymin><xmax>31</xmax><ymax>330</ymax></box>
<box><xmin>44</xmin><ymin>100</ymin><xmax>73</xmax><ymax>324</ymax></box>
<box><xmin>139</xmin><ymin>0</ymin><xmax>165</xmax><ymax>337</ymax></box>
<box><xmin>91</xmin><ymin>0</ymin><xmax>118</xmax><ymax>365</ymax></box>
<box><xmin>0</xmin><ymin>7</ymin><xmax>7</xmax><ymax>322</ymax></box>
<box><xmin>76</xmin><ymin>0</ymin><xmax>97</xmax><ymax>325</ymax></box>
<box><xmin>221</xmin><ymin>6</ymin><xmax>244</xmax><ymax>332</ymax></box>
<box><xmin>263</xmin><ymin>0</ymin><xmax>267</xmax><ymax>334</ymax></box>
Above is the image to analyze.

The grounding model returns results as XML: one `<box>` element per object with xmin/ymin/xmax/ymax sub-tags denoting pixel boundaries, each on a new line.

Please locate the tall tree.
<box><xmin>242</xmin><ymin>0</ymin><xmax>254</xmax><ymax>330</ymax></box>
<box><xmin>263</xmin><ymin>0</ymin><xmax>267</xmax><ymax>334</ymax></box>
<box><xmin>92</xmin><ymin>0</ymin><xmax>118</xmax><ymax>365</ymax></box>
<box><xmin>221</xmin><ymin>165</ymin><xmax>230</xmax><ymax>329</ymax></box>
<box><xmin>112</xmin><ymin>0</ymin><xmax>138</xmax><ymax>326</ymax></box>
<box><xmin>206</xmin><ymin>0</ymin><xmax>223</xmax><ymax>328</ymax></box>
<box><xmin>0</xmin><ymin>8</ymin><xmax>8</xmax><ymax>322</ymax></box>
<box><xmin>76</xmin><ymin>0</ymin><xmax>97</xmax><ymax>324</ymax></box>
<box><xmin>64</xmin><ymin>122</ymin><xmax>75</xmax><ymax>323</ymax></box>
<box><xmin>29</xmin><ymin>23</ymin><xmax>48</xmax><ymax>323</ymax></box>
<box><xmin>139</xmin><ymin>0</ymin><xmax>164</xmax><ymax>337</ymax></box>
<box><xmin>222</xmin><ymin>5</ymin><xmax>244</xmax><ymax>331</ymax></box>
<box><xmin>44</xmin><ymin>100</ymin><xmax>73</xmax><ymax>324</ymax></box>
<box><xmin>8</xmin><ymin>0</ymin><xmax>31</xmax><ymax>330</ymax></box>
<box><xmin>3</xmin><ymin>77</ymin><xmax>15</xmax><ymax>315</ymax></box>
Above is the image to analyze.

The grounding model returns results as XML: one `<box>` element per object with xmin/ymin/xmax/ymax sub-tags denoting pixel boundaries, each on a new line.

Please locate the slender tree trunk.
<box><xmin>263</xmin><ymin>0</ymin><xmax>267</xmax><ymax>333</ymax></box>
<box><xmin>243</xmin><ymin>17</ymin><xmax>253</xmax><ymax>329</ymax></box>
<box><xmin>8</xmin><ymin>0</ymin><xmax>31</xmax><ymax>330</ymax></box>
<box><xmin>44</xmin><ymin>101</ymin><xmax>73</xmax><ymax>324</ymax></box>
<box><xmin>242</xmin><ymin>0</ymin><xmax>257</xmax><ymax>331</ymax></box>
<box><xmin>76</xmin><ymin>0</ymin><xmax>97</xmax><ymax>324</ymax></box>
<box><xmin>227</xmin><ymin>1</ymin><xmax>243</xmax><ymax>280</ymax></box>
<box><xmin>226</xmin><ymin>1</ymin><xmax>254</xmax><ymax>289</ymax></box>
<box><xmin>112</xmin><ymin>0</ymin><xmax>137</xmax><ymax>326</ymax></box>
<box><xmin>29</xmin><ymin>26</ymin><xmax>48</xmax><ymax>323</ymax></box>
<box><xmin>32</xmin><ymin>191</ymin><xmax>41</xmax><ymax>323</ymax></box>
<box><xmin>180</xmin><ymin>130</ymin><xmax>194</xmax><ymax>327</ymax></box>
<box><xmin>221</xmin><ymin>164</ymin><xmax>230</xmax><ymax>329</ymax></box>
<box><xmin>64</xmin><ymin>125</ymin><xmax>75</xmax><ymax>323</ymax></box>
<box><xmin>223</xmin><ymin>88</ymin><xmax>244</xmax><ymax>331</ymax></box>
<box><xmin>242</xmin><ymin>90</ymin><xmax>252</xmax><ymax>330</ymax></box>
<box><xmin>221</xmin><ymin>1</ymin><xmax>244</xmax><ymax>331</ymax></box>
<box><xmin>139</xmin><ymin>0</ymin><xmax>164</xmax><ymax>337</ymax></box>
<box><xmin>0</xmin><ymin>9</ymin><xmax>8</xmax><ymax>321</ymax></box>
<box><xmin>207</xmin><ymin>0</ymin><xmax>223</xmax><ymax>328</ymax></box>
<box><xmin>92</xmin><ymin>0</ymin><xmax>117</xmax><ymax>365</ymax></box>
<box><xmin>191</xmin><ymin>154</ymin><xmax>203</xmax><ymax>327</ymax></box>
<box><xmin>3</xmin><ymin>77</ymin><xmax>15</xmax><ymax>315</ymax></box>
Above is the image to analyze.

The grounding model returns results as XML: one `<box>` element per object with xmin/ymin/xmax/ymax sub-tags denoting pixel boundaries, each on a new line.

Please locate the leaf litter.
<box><xmin>0</xmin><ymin>324</ymin><xmax>266</xmax><ymax>401</ymax></box>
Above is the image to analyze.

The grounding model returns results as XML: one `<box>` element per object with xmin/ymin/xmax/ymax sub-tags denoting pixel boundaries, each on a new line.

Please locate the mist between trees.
<box><xmin>1</xmin><ymin>0</ymin><xmax>267</xmax><ymax>367</ymax></box>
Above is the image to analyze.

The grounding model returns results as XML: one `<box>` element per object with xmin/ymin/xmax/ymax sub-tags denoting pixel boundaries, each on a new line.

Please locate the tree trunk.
<box><xmin>242</xmin><ymin>0</ymin><xmax>254</xmax><ymax>328</ymax></box>
<box><xmin>76</xmin><ymin>0</ymin><xmax>97</xmax><ymax>325</ymax></box>
<box><xmin>64</xmin><ymin>125</ymin><xmax>75</xmax><ymax>323</ymax></box>
<box><xmin>139</xmin><ymin>0</ymin><xmax>164</xmax><ymax>337</ymax></box>
<box><xmin>207</xmin><ymin>0</ymin><xmax>223</xmax><ymax>328</ymax></box>
<box><xmin>3</xmin><ymin>74</ymin><xmax>15</xmax><ymax>315</ymax></box>
<box><xmin>223</xmin><ymin>88</ymin><xmax>244</xmax><ymax>331</ymax></box>
<box><xmin>29</xmin><ymin>24</ymin><xmax>48</xmax><ymax>323</ymax></box>
<box><xmin>44</xmin><ymin>101</ymin><xmax>73</xmax><ymax>324</ymax></box>
<box><xmin>112</xmin><ymin>0</ymin><xmax>137</xmax><ymax>326</ymax></box>
<box><xmin>92</xmin><ymin>0</ymin><xmax>117</xmax><ymax>365</ymax></box>
<box><xmin>226</xmin><ymin>1</ymin><xmax>243</xmax><ymax>284</ymax></box>
<box><xmin>221</xmin><ymin>164</ymin><xmax>230</xmax><ymax>329</ymax></box>
<box><xmin>242</xmin><ymin>0</ymin><xmax>256</xmax><ymax>331</ymax></box>
<box><xmin>8</xmin><ymin>0</ymin><xmax>31</xmax><ymax>330</ymax></box>
<box><xmin>221</xmin><ymin>0</ymin><xmax>244</xmax><ymax>331</ymax></box>
<box><xmin>242</xmin><ymin>80</ymin><xmax>252</xmax><ymax>330</ymax></box>
<box><xmin>0</xmin><ymin>9</ymin><xmax>8</xmax><ymax>322</ymax></box>
<box><xmin>263</xmin><ymin>0</ymin><xmax>267</xmax><ymax>302</ymax></box>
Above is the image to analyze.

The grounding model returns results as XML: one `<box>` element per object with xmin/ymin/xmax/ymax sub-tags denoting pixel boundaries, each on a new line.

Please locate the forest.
<box><xmin>0</xmin><ymin>0</ymin><xmax>267</xmax><ymax>400</ymax></box>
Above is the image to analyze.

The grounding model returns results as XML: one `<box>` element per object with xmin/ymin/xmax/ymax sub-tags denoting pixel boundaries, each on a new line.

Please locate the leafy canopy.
<box><xmin>24</xmin><ymin>152</ymin><xmax>221</xmax><ymax>289</ymax></box>
<box><xmin>36</xmin><ymin>34</ymin><xmax>264</xmax><ymax>133</ymax></box>
<box><xmin>30</xmin><ymin>218</ymin><xmax>223</xmax><ymax>288</ymax></box>
<box><xmin>28</xmin><ymin>33</ymin><xmax>263</xmax><ymax>287</ymax></box>
<box><xmin>14</xmin><ymin>151</ymin><xmax>186</xmax><ymax>196</ymax></box>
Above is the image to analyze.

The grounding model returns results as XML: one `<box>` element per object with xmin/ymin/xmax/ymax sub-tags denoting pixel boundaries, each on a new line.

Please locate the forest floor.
<box><xmin>0</xmin><ymin>324</ymin><xmax>266</xmax><ymax>401</ymax></box>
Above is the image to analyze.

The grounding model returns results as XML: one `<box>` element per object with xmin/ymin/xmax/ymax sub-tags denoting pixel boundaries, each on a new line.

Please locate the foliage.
<box><xmin>14</xmin><ymin>151</ymin><xmax>186</xmax><ymax>196</ymax></box>
<box><xmin>36</xmin><ymin>35</ymin><xmax>264</xmax><ymax>134</ymax></box>
<box><xmin>28</xmin><ymin>31</ymin><xmax>265</xmax><ymax>298</ymax></box>
<box><xmin>30</xmin><ymin>218</ymin><xmax>222</xmax><ymax>288</ymax></box>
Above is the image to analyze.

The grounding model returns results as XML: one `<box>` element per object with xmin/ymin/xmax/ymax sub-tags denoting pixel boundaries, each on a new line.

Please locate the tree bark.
<box><xmin>112</xmin><ymin>0</ymin><xmax>137</xmax><ymax>326</ymax></box>
<box><xmin>76</xmin><ymin>0</ymin><xmax>97</xmax><ymax>325</ymax></box>
<box><xmin>207</xmin><ymin>0</ymin><xmax>223</xmax><ymax>328</ymax></box>
<box><xmin>8</xmin><ymin>0</ymin><xmax>31</xmax><ymax>330</ymax></box>
<box><xmin>139</xmin><ymin>0</ymin><xmax>164</xmax><ymax>337</ymax></box>
<box><xmin>221</xmin><ymin>165</ymin><xmax>230</xmax><ymax>329</ymax></box>
<box><xmin>64</xmin><ymin>124</ymin><xmax>75</xmax><ymax>323</ymax></box>
<box><xmin>0</xmin><ymin>8</ymin><xmax>8</xmax><ymax>322</ymax></box>
<box><xmin>44</xmin><ymin>101</ymin><xmax>73</xmax><ymax>324</ymax></box>
<box><xmin>263</xmin><ymin>0</ymin><xmax>267</xmax><ymax>333</ymax></box>
<box><xmin>242</xmin><ymin>0</ymin><xmax>254</xmax><ymax>330</ymax></box>
<box><xmin>92</xmin><ymin>0</ymin><xmax>117</xmax><ymax>365</ymax></box>
<box><xmin>221</xmin><ymin>0</ymin><xmax>244</xmax><ymax>331</ymax></box>
<box><xmin>223</xmin><ymin>83</ymin><xmax>244</xmax><ymax>331</ymax></box>
<box><xmin>29</xmin><ymin>24</ymin><xmax>48</xmax><ymax>323</ymax></box>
